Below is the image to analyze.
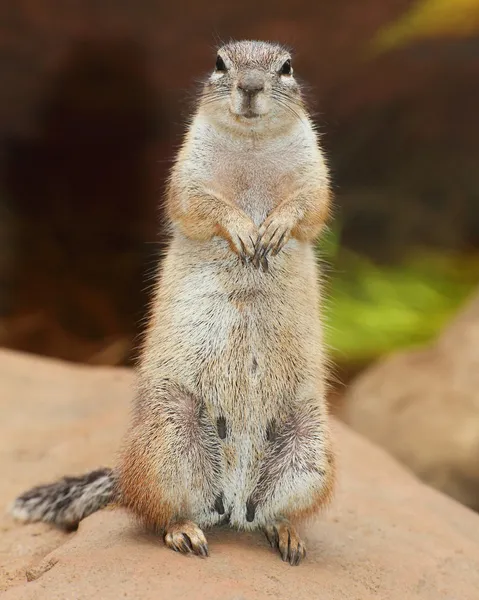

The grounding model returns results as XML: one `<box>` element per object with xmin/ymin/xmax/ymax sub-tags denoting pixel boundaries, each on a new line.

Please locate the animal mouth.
<box><xmin>229</xmin><ymin>107</ymin><xmax>262</xmax><ymax>120</ymax></box>
<box><xmin>242</xmin><ymin>109</ymin><xmax>261</xmax><ymax>119</ymax></box>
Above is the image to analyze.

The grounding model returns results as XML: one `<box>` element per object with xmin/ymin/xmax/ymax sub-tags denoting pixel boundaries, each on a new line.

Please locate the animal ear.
<box><xmin>279</xmin><ymin>59</ymin><xmax>292</xmax><ymax>75</ymax></box>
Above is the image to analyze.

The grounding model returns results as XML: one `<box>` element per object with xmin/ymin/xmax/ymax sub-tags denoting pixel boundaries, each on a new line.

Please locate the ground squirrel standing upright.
<box><xmin>11</xmin><ymin>40</ymin><xmax>334</xmax><ymax>565</ymax></box>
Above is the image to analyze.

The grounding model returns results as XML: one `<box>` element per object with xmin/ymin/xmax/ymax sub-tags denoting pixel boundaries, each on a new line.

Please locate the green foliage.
<box><xmin>317</xmin><ymin>233</ymin><xmax>479</xmax><ymax>364</ymax></box>
<box><xmin>371</xmin><ymin>0</ymin><xmax>479</xmax><ymax>54</ymax></box>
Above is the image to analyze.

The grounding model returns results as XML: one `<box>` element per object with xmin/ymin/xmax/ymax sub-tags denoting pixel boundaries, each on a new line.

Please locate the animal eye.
<box><xmin>215</xmin><ymin>55</ymin><xmax>227</xmax><ymax>72</ymax></box>
<box><xmin>279</xmin><ymin>59</ymin><xmax>292</xmax><ymax>75</ymax></box>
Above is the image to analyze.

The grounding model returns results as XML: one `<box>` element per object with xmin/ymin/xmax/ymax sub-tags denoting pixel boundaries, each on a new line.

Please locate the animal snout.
<box><xmin>237</xmin><ymin>73</ymin><xmax>265</xmax><ymax>95</ymax></box>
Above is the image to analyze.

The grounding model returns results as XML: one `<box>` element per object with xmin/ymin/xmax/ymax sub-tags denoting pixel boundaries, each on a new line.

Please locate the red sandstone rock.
<box><xmin>1</xmin><ymin>349</ymin><xmax>479</xmax><ymax>598</ymax></box>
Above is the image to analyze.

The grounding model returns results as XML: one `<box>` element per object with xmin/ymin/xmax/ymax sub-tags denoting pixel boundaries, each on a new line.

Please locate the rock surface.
<box><xmin>2</xmin><ymin>348</ymin><xmax>479</xmax><ymax>599</ymax></box>
<box><xmin>343</xmin><ymin>289</ymin><xmax>479</xmax><ymax>512</ymax></box>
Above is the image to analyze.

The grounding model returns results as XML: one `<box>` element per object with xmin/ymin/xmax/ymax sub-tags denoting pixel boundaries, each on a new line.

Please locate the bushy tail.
<box><xmin>10</xmin><ymin>468</ymin><xmax>117</xmax><ymax>530</ymax></box>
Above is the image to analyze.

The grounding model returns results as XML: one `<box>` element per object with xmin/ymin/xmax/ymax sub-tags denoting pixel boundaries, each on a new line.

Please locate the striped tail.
<box><xmin>10</xmin><ymin>468</ymin><xmax>117</xmax><ymax>530</ymax></box>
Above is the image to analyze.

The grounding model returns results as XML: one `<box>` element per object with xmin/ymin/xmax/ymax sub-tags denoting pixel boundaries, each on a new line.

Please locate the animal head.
<box><xmin>200</xmin><ymin>40</ymin><xmax>307</xmax><ymax>134</ymax></box>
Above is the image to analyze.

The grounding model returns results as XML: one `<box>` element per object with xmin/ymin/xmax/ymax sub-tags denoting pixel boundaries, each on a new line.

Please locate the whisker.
<box><xmin>271</xmin><ymin>94</ymin><xmax>308</xmax><ymax>129</ymax></box>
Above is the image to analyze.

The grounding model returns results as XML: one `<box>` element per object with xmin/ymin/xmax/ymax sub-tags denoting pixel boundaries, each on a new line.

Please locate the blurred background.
<box><xmin>1</xmin><ymin>1</ymin><xmax>479</xmax><ymax>508</ymax></box>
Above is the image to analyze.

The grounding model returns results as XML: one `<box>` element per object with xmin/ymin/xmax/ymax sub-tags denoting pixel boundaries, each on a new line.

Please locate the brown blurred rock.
<box><xmin>343</xmin><ymin>289</ymin><xmax>479</xmax><ymax>512</ymax></box>
<box><xmin>2</xmin><ymin>348</ymin><xmax>479</xmax><ymax>598</ymax></box>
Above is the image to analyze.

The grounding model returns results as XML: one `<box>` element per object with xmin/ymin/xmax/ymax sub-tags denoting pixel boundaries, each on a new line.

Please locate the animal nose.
<box><xmin>237</xmin><ymin>73</ymin><xmax>264</xmax><ymax>95</ymax></box>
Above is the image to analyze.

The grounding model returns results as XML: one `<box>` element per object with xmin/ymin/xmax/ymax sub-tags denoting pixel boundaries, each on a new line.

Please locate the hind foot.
<box><xmin>164</xmin><ymin>520</ymin><xmax>209</xmax><ymax>557</ymax></box>
<box><xmin>264</xmin><ymin>519</ymin><xmax>306</xmax><ymax>566</ymax></box>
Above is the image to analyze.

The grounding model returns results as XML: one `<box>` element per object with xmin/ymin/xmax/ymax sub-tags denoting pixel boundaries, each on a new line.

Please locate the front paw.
<box><xmin>221</xmin><ymin>213</ymin><xmax>258</xmax><ymax>264</ymax></box>
<box><xmin>252</xmin><ymin>212</ymin><xmax>294</xmax><ymax>268</ymax></box>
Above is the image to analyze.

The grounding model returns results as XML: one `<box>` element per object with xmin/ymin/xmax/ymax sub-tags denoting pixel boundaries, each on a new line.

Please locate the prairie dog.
<box><xmin>11</xmin><ymin>40</ymin><xmax>334</xmax><ymax>566</ymax></box>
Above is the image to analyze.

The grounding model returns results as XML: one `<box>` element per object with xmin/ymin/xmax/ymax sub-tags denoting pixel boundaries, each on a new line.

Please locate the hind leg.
<box><xmin>249</xmin><ymin>399</ymin><xmax>334</xmax><ymax>564</ymax></box>
<box><xmin>164</xmin><ymin>519</ymin><xmax>209</xmax><ymax>557</ymax></box>
<box><xmin>119</xmin><ymin>380</ymin><xmax>224</xmax><ymax>557</ymax></box>
<box><xmin>264</xmin><ymin>518</ymin><xmax>306</xmax><ymax>566</ymax></box>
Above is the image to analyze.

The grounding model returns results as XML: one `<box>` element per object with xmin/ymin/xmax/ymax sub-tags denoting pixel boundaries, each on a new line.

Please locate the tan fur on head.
<box><xmin>202</xmin><ymin>40</ymin><xmax>302</xmax><ymax>133</ymax></box>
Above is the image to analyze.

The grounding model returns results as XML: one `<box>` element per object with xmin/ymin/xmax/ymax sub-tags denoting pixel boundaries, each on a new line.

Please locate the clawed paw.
<box><xmin>264</xmin><ymin>520</ymin><xmax>306</xmax><ymax>566</ymax></box>
<box><xmin>164</xmin><ymin>520</ymin><xmax>209</xmax><ymax>557</ymax></box>
<box><xmin>251</xmin><ymin>213</ymin><xmax>294</xmax><ymax>270</ymax></box>
<box><xmin>222</xmin><ymin>213</ymin><xmax>258</xmax><ymax>265</ymax></box>
<box><xmin>225</xmin><ymin>210</ymin><xmax>295</xmax><ymax>271</ymax></box>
